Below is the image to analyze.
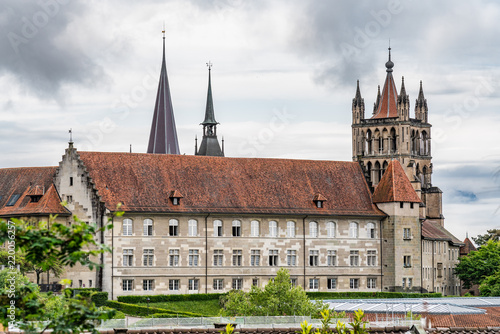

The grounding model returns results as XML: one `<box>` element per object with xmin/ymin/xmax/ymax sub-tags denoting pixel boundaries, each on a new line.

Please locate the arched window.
<box><xmin>188</xmin><ymin>219</ymin><xmax>197</xmax><ymax>237</ymax></box>
<box><xmin>269</xmin><ymin>221</ymin><xmax>278</xmax><ymax>237</ymax></box>
<box><xmin>326</xmin><ymin>221</ymin><xmax>336</xmax><ymax>238</ymax></box>
<box><xmin>286</xmin><ymin>221</ymin><xmax>295</xmax><ymax>238</ymax></box>
<box><xmin>390</xmin><ymin>128</ymin><xmax>397</xmax><ymax>153</ymax></box>
<box><xmin>382</xmin><ymin>160</ymin><xmax>388</xmax><ymax>178</ymax></box>
<box><xmin>232</xmin><ymin>220</ymin><xmax>241</xmax><ymax>237</ymax></box>
<box><xmin>374</xmin><ymin>161</ymin><xmax>381</xmax><ymax>184</ymax></box>
<box><xmin>349</xmin><ymin>222</ymin><xmax>358</xmax><ymax>238</ymax></box>
<box><xmin>366</xmin><ymin>222</ymin><xmax>375</xmax><ymax>239</ymax></box>
<box><xmin>143</xmin><ymin>219</ymin><xmax>153</xmax><ymax>236</ymax></box>
<box><xmin>213</xmin><ymin>220</ymin><xmax>222</xmax><ymax>237</ymax></box>
<box><xmin>250</xmin><ymin>220</ymin><xmax>260</xmax><ymax>237</ymax></box>
<box><xmin>366</xmin><ymin>130</ymin><xmax>372</xmax><ymax>154</ymax></box>
<box><xmin>123</xmin><ymin>219</ymin><xmax>133</xmax><ymax>236</ymax></box>
<box><xmin>169</xmin><ymin>219</ymin><xmax>179</xmax><ymax>236</ymax></box>
<box><xmin>309</xmin><ymin>221</ymin><xmax>318</xmax><ymax>238</ymax></box>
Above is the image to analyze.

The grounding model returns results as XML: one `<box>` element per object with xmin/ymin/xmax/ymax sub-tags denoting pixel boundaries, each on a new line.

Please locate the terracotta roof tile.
<box><xmin>77</xmin><ymin>151</ymin><xmax>386</xmax><ymax>217</ymax></box>
<box><xmin>422</xmin><ymin>220</ymin><xmax>464</xmax><ymax>245</ymax></box>
<box><xmin>372</xmin><ymin>160</ymin><xmax>421</xmax><ymax>203</ymax></box>
<box><xmin>0</xmin><ymin>167</ymin><xmax>69</xmax><ymax>217</ymax></box>
<box><xmin>460</xmin><ymin>237</ymin><xmax>477</xmax><ymax>255</ymax></box>
<box><xmin>371</xmin><ymin>72</ymin><xmax>399</xmax><ymax>119</ymax></box>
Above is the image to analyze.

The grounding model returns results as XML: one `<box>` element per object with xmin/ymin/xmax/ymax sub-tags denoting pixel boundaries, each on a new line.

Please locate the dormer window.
<box><xmin>169</xmin><ymin>190</ymin><xmax>183</xmax><ymax>206</ymax></box>
<box><xmin>27</xmin><ymin>185</ymin><xmax>45</xmax><ymax>203</ymax></box>
<box><xmin>313</xmin><ymin>193</ymin><xmax>327</xmax><ymax>208</ymax></box>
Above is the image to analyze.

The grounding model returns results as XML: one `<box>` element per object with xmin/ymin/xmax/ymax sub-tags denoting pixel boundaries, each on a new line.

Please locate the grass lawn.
<box><xmin>137</xmin><ymin>299</ymin><xmax>221</xmax><ymax>317</ymax></box>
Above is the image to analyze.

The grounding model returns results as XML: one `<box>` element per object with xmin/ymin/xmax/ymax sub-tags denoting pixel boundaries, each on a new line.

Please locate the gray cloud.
<box><xmin>0</xmin><ymin>1</ymin><xmax>105</xmax><ymax>101</ymax></box>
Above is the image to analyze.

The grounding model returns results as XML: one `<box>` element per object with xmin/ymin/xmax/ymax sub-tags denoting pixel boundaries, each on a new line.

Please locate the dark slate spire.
<box><xmin>147</xmin><ymin>30</ymin><xmax>180</xmax><ymax>155</ymax></box>
<box><xmin>196</xmin><ymin>62</ymin><xmax>224</xmax><ymax>157</ymax></box>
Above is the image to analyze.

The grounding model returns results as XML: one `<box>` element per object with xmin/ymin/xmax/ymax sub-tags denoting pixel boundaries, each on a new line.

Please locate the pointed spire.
<box><xmin>415</xmin><ymin>80</ymin><xmax>428</xmax><ymax>122</ymax></box>
<box><xmin>398</xmin><ymin>76</ymin><xmax>409</xmax><ymax>106</ymax></box>
<box><xmin>371</xmin><ymin>48</ymin><xmax>398</xmax><ymax>119</ymax></box>
<box><xmin>373</xmin><ymin>85</ymin><xmax>381</xmax><ymax>115</ymax></box>
<box><xmin>202</xmin><ymin>61</ymin><xmax>218</xmax><ymax>125</ymax></box>
<box><xmin>196</xmin><ymin>62</ymin><xmax>224</xmax><ymax>157</ymax></box>
<box><xmin>353</xmin><ymin>80</ymin><xmax>364</xmax><ymax>108</ymax></box>
<box><xmin>147</xmin><ymin>29</ymin><xmax>181</xmax><ymax>155</ymax></box>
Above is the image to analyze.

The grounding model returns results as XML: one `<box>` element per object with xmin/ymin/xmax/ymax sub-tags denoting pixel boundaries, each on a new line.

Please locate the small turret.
<box><xmin>373</xmin><ymin>85</ymin><xmax>381</xmax><ymax>115</ymax></box>
<box><xmin>415</xmin><ymin>80</ymin><xmax>428</xmax><ymax>123</ymax></box>
<box><xmin>398</xmin><ymin>76</ymin><xmax>409</xmax><ymax>121</ymax></box>
<box><xmin>352</xmin><ymin>80</ymin><xmax>365</xmax><ymax>124</ymax></box>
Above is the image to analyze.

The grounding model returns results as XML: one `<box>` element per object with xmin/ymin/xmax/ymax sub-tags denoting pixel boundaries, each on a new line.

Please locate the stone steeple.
<box><xmin>415</xmin><ymin>80</ymin><xmax>428</xmax><ymax>123</ymax></box>
<box><xmin>371</xmin><ymin>48</ymin><xmax>398</xmax><ymax>119</ymax></box>
<box><xmin>147</xmin><ymin>30</ymin><xmax>180</xmax><ymax>155</ymax></box>
<box><xmin>196</xmin><ymin>62</ymin><xmax>224</xmax><ymax>157</ymax></box>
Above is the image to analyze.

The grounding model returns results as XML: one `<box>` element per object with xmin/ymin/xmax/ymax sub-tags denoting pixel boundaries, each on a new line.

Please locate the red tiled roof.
<box><xmin>371</xmin><ymin>71</ymin><xmax>398</xmax><ymax>119</ymax></box>
<box><xmin>372</xmin><ymin>160</ymin><xmax>421</xmax><ymax>203</ymax></box>
<box><xmin>422</xmin><ymin>220</ymin><xmax>464</xmax><ymax>245</ymax></box>
<box><xmin>460</xmin><ymin>237</ymin><xmax>477</xmax><ymax>255</ymax></box>
<box><xmin>77</xmin><ymin>151</ymin><xmax>386</xmax><ymax>217</ymax></box>
<box><xmin>0</xmin><ymin>167</ymin><xmax>70</xmax><ymax>217</ymax></box>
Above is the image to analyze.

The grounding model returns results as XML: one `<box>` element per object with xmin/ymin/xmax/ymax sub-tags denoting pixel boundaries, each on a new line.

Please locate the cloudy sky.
<box><xmin>1</xmin><ymin>0</ymin><xmax>499</xmax><ymax>243</ymax></box>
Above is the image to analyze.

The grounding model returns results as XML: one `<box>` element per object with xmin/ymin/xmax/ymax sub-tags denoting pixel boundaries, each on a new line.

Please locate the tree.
<box><xmin>221</xmin><ymin>267</ymin><xmax>324</xmax><ymax>316</ymax></box>
<box><xmin>479</xmin><ymin>271</ymin><xmax>500</xmax><ymax>296</ymax></box>
<box><xmin>472</xmin><ymin>229</ymin><xmax>500</xmax><ymax>246</ymax></box>
<box><xmin>0</xmin><ymin>214</ymin><xmax>116</xmax><ymax>333</ymax></box>
<box><xmin>454</xmin><ymin>240</ymin><xmax>500</xmax><ymax>289</ymax></box>
<box><xmin>0</xmin><ymin>250</ymin><xmax>34</xmax><ymax>274</ymax></box>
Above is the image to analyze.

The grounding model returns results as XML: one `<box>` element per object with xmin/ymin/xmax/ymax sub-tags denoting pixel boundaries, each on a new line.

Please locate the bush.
<box><xmin>118</xmin><ymin>293</ymin><xmax>224</xmax><ymax>304</ymax></box>
<box><xmin>105</xmin><ymin>300</ymin><xmax>202</xmax><ymax>317</ymax></box>
<box><xmin>306</xmin><ymin>291</ymin><xmax>442</xmax><ymax>299</ymax></box>
<box><xmin>64</xmin><ymin>287</ymin><xmax>100</xmax><ymax>297</ymax></box>
<box><xmin>91</xmin><ymin>292</ymin><xmax>108</xmax><ymax>307</ymax></box>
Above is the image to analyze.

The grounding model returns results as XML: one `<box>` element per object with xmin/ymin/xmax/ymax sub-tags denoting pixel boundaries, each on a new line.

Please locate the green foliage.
<box><xmin>455</xmin><ymin>240</ymin><xmax>500</xmax><ymax>289</ymax></box>
<box><xmin>300</xmin><ymin>308</ymin><xmax>366</xmax><ymax>334</ymax></box>
<box><xmin>0</xmin><ymin>213</ymin><xmax>116</xmax><ymax>334</ymax></box>
<box><xmin>118</xmin><ymin>292</ymin><xmax>224</xmax><ymax>304</ymax></box>
<box><xmin>221</xmin><ymin>268</ymin><xmax>324</xmax><ymax>316</ymax></box>
<box><xmin>315</xmin><ymin>309</ymin><xmax>335</xmax><ymax>334</ymax></box>
<box><xmin>139</xmin><ymin>299</ymin><xmax>221</xmax><ymax>316</ymax></box>
<box><xmin>479</xmin><ymin>271</ymin><xmax>500</xmax><ymax>296</ymax></box>
<box><xmin>220</xmin><ymin>323</ymin><xmax>234</xmax><ymax>334</ymax></box>
<box><xmin>105</xmin><ymin>300</ymin><xmax>202</xmax><ymax>317</ymax></box>
<box><xmin>0</xmin><ymin>250</ymin><xmax>34</xmax><ymax>274</ymax></box>
<box><xmin>472</xmin><ymin>229</ymin><xmax>500</xmax><ymax>246</ymax></box>
<box><xmin>306</xmin><ymin>291</ymin><xmax>442</xmax><ymax>299</ymax></box>
<box><xmin>347</xmin><ymin>309</ymin><xmax>368</xmax><ymax>334</ymax></box>
<box><xmin>300</xmin><ymin>320</ymin><xmax>314</xmax><ymax>334</ymax></box>
<box><xmin>405</xmin><ymin>311</ymin><xmax>421</xmax><ymax>320</ymax></box>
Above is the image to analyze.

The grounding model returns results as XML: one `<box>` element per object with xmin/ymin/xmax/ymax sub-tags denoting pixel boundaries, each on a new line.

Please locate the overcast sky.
<box><xmin>1</xmin><ymin>0</ymin><xmax>499</xmax><ymax>243</ymax></box>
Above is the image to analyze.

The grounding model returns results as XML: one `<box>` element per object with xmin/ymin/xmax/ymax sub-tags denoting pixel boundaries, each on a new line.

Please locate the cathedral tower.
<box><xmin>195</xmin><ymin>63</ymin><xmax>224</xmax><ymax>157</ymax></box>
<box><xmin>352</xmin><ymin>48</ymin><xmax>442</xmax><ymax>224</ymax></box>
<box><xmin>147</xmin><ymin>30</ymin><xmax>181</xmax><ymax>154</ymax></box>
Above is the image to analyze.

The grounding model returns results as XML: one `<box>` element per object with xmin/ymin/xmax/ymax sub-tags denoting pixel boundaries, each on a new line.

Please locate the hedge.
<box><xmin>118</xmin><ymin>293</ymin><xmax>225</xmax><ymax>304</ymax></box>
<box><xmin>65</xmin><ymin>287</ymin><xmax>100</xmax><ymax>297</ymax></box>
<box><xmin>91</xmin><ymin>292</ymin><xmax>108</xmax><ymax>307</ymax></box>
<box><xmin>306</xmin><ymin>291</ymin><xmax>442</xmax><ymax>299</ymax></box>
<box><xmin>105</xmin><ymin>300</ymin><xmax>203</xmax><ymax>318</ymax></box>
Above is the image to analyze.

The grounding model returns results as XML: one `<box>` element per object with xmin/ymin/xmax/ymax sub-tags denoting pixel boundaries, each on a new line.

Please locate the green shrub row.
<box><xmin>63</xmin><ymin>288</ymin><xmax>108</xmax><ymax>307</ymax></box>
<box><xmin>105</xmin><ymin>300</ymin><xmax>203</xmax><ymax>318</ymax></box>
<box><xmin>117</xmin><ymin>293</ymin><xmax>225</xmax><ymax>304</ymax></box>
<box><xmin>91</xmin><ymin>292</ymin><xmax>109</xmax><ymax>307</ymax></box>
<box><xmin>306</xmin><ymin>291</ymin><xmax>442</xmax><ymax>299</ymax></box>
<box><xmin>64</xmin><ymin>287</ymin><xmax>100</xmax><ymax>296</ymax></box>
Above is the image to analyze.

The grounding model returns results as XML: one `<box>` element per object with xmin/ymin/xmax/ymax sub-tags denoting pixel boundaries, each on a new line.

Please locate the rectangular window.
<box><xmin>251</xmin><ymin>250</ymin><xmax>260</xmax><ymax>266</ymax></box>
<box><xmin>188</xmin><ymin>279</ymin><xmax>199</xmax><ymax>291</ymax></box>
<box><xmin>350</xmin><ymin>250</ymin><xmax>359</xmax><ymax>266</ymax></box>
<box><xmin>169</xmin><ymin>249</ymin><xmax>179</xmax><ymax>266</ymax></box>
<box><xmin>252</xmin><ymin>278</ymin><xmax>259</xmax><ymax>287</ymax></box>
<box><xmin>309</xmin><ymin>278</ymin><xmax>319</xmax><ymax>291</ymax></box>
<box><xmin>408</xmin><ymin>277</ymin><xmax>413</xmax><ymax>289</ymax></box>
<box><xmin>251</xmin><ymin>220</ymin><xmax>259</xmax><ymax>237</ymax></box>
<box><xmin>143</xmin><ymin>249</ymin><xmax>154</xmax><ymax>266</ymax></box>
<box><xmin>327</xmin><ymin>250</ymin><xmax>337</xmax><ymax>266</ymax></box>
<box><xmin>367</xmin><ymin>223</ymin><xmax>375</xmax><ymax>238</ymax></box>
<box><xmin>214</xmin><ymin>220</ymin><xmax>223</xmax><ymax>237</ymax></box>
<box><xmin>6</xmin><ymin>194</ymin><xmax>20</xmax><ymax>206</ymax></box>
<box><xmin>350</xmin><ymin>278</ymin><xmax>359</xmax><ymax>290</ymax></box>
<box><xmin>437</xmin><ymin>262</ymin><xmax>443</xmax><ymax>277</ymax></box>
<box><xmin>122</xmin><ymin>279</ymin><xmax>133</xmax><ymax>291</ymax></box>
<box><xmin>188</xmin><ymin>219</ymin><xmax>197</xmax><ymax>236</ymax></box>
<box><xmin>268</xmin><ymin>249</ymin><xmax>278</xmax><ymax>266</ymax></box>
<box><xmin>269</xmin><ymin>221</ymin><xmax>278</xmax><ymax>237</ymax></box>
<box><xmin>143</xmin><ymin>219</ymin><xmax>153</xmax><ymax>236</ymax></box>
<box><xmin>232</xmin><ymin>220</ymin><xmax>241</xmax><ymax>237</ymax></box>
<box><xmin>189</xmin><ymin>249</ymin><xmax>199</xmax><ymax>266</ymax></box>
<box><xmin>123</xmin><ymin>219</ymin><xmax>133</xmax><ymax>236</ymax></box>
<box><xmin>287</xmin><ymin>221</ymin><xmax>295</xmax><ymax>237</ymax></box>
<box><xmin>287</xmin><ymin>250</ymin><xmax>297</xmax><ymax>266</ymax></box>
<box><xmin>169</xmin><ymin>219</ymin><xmax>178</xmax><ymax>236</ymax></box>
<box><xmin>232</xmin><ymin>250</ymin><xmax>242</xmax><ymax>266</ymax></box>
<box><xmin>213</xmin><ymin>249</ymin><xmax>223</xmax><ymax>266</ymax></box>
<box><xmin>213</xmin><ymin>279</ymin><xmax>224</xmax><ymax>290</ymax></box>
<box><xmin>69</xmin><ymin>177</ymin><xmax>74</xmax><ymax>186</ymax></box>
<box><xmin>349</xmin><ymin>222</ymin><xmax>359</xmax><ymax>238</ymax></box>
<box><xmin>143</xmin><ymin>279</ymin><xmax>154</xmax><ymax>291</ymax></box>
<box><xmin>309</xmin><ymin>250</ymin><xmax>319</xmax><ymax>266</ymax></box>
<box><xmin>290</xmin><ymin>278</ymin><xmax>297</xmax><ymax>287</ymax></box>
<box><xmin>367</xmin><ymin>278</ymin><xmax>376</xmax><ymax>289</ymax></box>
<box><xmin>403</xmin><ymin>228</ymin><xmax>411</xmax><ymax>240</ymax></box>
<box><xmin>89</xmin><ymin>280</ymin><xmax>92</xmax><ymax>288</ymax></box>
<box><xmin>232</xmin><ymin>278</ymin><xmax>243</xmax><ymax>290</ymax></box>
<box><xmin>327</xmin><ymin>278</ymin><xmax>337</xmax><ymax>290</ymax></box>
<box><xmin>367</xmin><ymin>250</ymin><xmax>376</xmax><ymax>266</ymax></box>
<box><xmin>404</xmin><ymin>255</ymin><xmax>412</xmax><ymax>268</ymax></box>
<box><xmin>123</xmin><ymin>249</ymin><xmax>133</xmax><ymax>266</ymax></box>
<box><xmin>169</xmin><ymin>279</ymin><xmax>180</xmax><ymax>291</ymax></box>
<box><xmin>402</xmin><ymin>277</ymin><xmax>406</xmax><ymax>288</ymax></box>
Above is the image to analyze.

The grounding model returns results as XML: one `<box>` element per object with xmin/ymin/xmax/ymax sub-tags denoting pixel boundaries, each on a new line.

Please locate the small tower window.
<box><xmin>169</xmin><ymin>190</ymin><xmax>183</xmax><ymax>206</ymax></box>
<box><xmin>70</xmin><ymin>177</ymin><xmax>73</xmax><ymax>186</ymax></box>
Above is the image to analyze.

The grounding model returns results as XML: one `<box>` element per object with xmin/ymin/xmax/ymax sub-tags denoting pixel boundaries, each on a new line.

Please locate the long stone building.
<box><xmin>0</xmin><ymin>43</ymin><xmax>464</xmax><ymax>298</ymax></box>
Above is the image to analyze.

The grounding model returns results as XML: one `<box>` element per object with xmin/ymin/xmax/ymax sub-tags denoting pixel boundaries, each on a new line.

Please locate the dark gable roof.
<box><xmin>77</xmin><ymin>151</ymin><xmax>385</xmax><ymax>217</ymax></box>
<box><xmin>0</xmin><ymin>167</ymin><xmax>69</xmax><ymax>217</ymax></box>
<box><xmin>373</xmin><ymin>160</ymin><xmax>421</xmax><ymax>203</ymax></box>
<box><xmin>422</xmin><ymin>220</ymin><xmax>464</xmax><ymax>246</ymax></box>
